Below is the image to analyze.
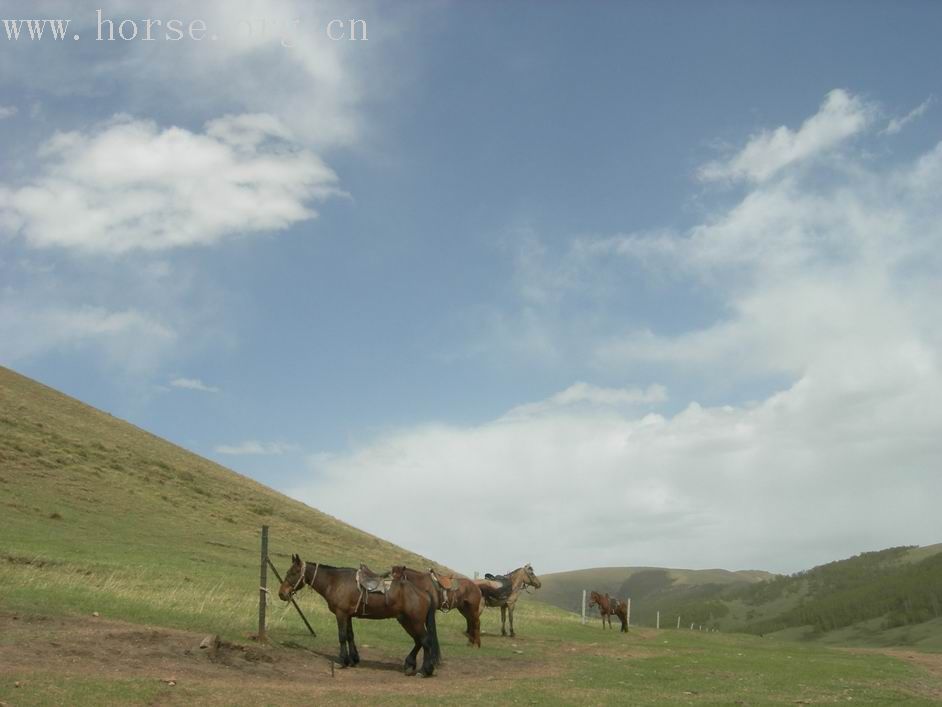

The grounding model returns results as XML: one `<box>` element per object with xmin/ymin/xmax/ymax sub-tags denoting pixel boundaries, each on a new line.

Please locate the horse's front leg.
<box><xmin>508</xmin><ymin>602</ymin><xmax>516</xmax><ymax>638</ymax></box>
<box><xmin>335</xmin><ymin>612</ymin><xmax>352</xmax><ymax>667</ymax></box>
<box><xmin>346</xmin><ymin>616</ymin><xmax>360</xmax><ymax>665</ymax></box>
<box><xmin>398</xmin><ymin>618</ymin><xmax>421</xmax><ymax>676</ymax></box>
<box><xmin>500</xmin><ymin>605</ymin><xmax>507</xmax><ymax>636</ymax></box>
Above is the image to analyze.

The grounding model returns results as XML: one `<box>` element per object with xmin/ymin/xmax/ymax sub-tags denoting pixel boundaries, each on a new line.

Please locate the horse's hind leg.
<box><xmin>471</xmin><ymin>604</ymin><xmax>481</xmax><ymax>647</ymax></box>
<box><xmin>346</xmin><ymin>616</ymin><xmax>360</xmax><ymax>665</ymax></box>
<box><xmin>460</xmin><ymin>603</ymin><xmax>480</xmax><ymax>647</ymax></box>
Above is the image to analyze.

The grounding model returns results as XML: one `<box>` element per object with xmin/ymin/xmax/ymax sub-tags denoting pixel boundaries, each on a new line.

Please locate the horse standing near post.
<box><xmin>391</xmin><ymin>566</ymin><xmax>484</xmax><ymax>648</ymax></box>
<box><xmin>278</xmin><ymin>555</ymin><xmax>439</xmax><ymax>677</ymax></box>
<box><xmin>588</xmin><ymin>591</ymin><xmax>628</xmax><ymax>632</ymax></box>
<box><xmin>475</xmin><ymin>563</ymin><xmax>541</xmax><ymax>638</ymax></box>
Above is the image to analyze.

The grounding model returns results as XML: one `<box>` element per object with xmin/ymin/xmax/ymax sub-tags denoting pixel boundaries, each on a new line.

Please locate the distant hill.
<box><xmin>538</xmin><ymin>566</ymin><xmax>774</xmax><ymax>618</ymax></box>
<box><xmin>0</xmin><ymin>365</ymin><xmax>439</xmax><ymax>634</ymax></box>
<box><xmin>536</xmin><ymin>545</ymin><xmax>942</xmax><ymax>649</ymax></box>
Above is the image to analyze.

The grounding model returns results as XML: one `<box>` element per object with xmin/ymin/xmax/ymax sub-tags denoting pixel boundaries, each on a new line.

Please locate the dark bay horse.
<box><xmin>278</xmin><ymin>555</ymin><xmax>439</xmax><ymax>677</ymax></box>
<box><xmin>475</xmin><ymin>563</ymin><xmax>541</xmax><ymax>637</ymax></box>
<box><xmin>391</xmin><ymin>566</ymin><xmax>483</xmax><ymax>648</ymax></box>
<box><xmin>589</xmin><ymin>591</ymin><xmax>628</xmax><ymax>632</ymax></box>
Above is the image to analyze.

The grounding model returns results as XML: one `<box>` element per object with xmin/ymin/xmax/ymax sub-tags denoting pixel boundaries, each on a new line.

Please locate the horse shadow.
<box><xmin>277</xmin><ymin>639</ymin><xmax>404</xmax><ymax>673</ymax></box>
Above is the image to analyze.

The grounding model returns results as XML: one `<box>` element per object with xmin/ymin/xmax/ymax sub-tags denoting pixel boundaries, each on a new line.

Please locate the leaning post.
<box><xmin>581</xmin><ymin>589</ymin><xmax>587</xmax><ymax>625</ymax></box>
<box><xmin>626</xmin><ymin>598</ymin><xmax>631</xmax><ymax>628</ymax></box>
<box><xmin>258</xmin><ymin>525</ymin><xmax>269</xmax><ymax>642</ymax></box>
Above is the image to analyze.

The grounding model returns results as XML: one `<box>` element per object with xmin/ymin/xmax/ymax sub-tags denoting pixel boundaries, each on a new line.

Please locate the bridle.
<box><xmin>289</xmin><ymin>560</ymin><xmax>319</xmax><ymax>596</ymax></box>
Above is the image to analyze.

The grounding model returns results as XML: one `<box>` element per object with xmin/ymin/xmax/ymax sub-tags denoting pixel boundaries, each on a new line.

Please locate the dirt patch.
<box><xmin>0</xmin><ymin>611</ymin><xmax>557</xmax><ymax>703</ymax></box>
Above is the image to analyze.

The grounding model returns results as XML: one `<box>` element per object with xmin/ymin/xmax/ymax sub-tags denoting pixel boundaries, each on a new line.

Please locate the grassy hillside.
<box><xmin>731</xmin><ymin>546</ymin><xmax>942</xmax><ymax>639</ymax></box>
<box><xmin>0</xmin><ymin>365</ymin><xmax>437</xmax><ymax>637</ymax></box>
<box><xmin>538</xmin><ymin>565</ymin><xmax>772</xmax><ymax>617</ymax></box>
<box><xmin>542</xmin><ymin>546</ymin><xmax>942</xmax><ymax>650</ymax></box>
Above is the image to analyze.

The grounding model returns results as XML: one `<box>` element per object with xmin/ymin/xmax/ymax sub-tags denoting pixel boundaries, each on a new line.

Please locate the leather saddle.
<box><xmin>479</xmin><ymin>572</ymin><xmax>514</xmax><ymax>602</ymax></box>
<box><xmin>429</xmin><ymin>568</ymin><xmax>459</xmax><ymax>591</ymax></box>
<box><xmin>357</xmin><ymin>564</ymin><xmax>391</xmax><ymax>594</ymax></box>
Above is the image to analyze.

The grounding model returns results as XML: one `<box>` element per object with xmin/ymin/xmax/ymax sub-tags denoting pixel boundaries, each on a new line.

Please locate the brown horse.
<box><xmin>588</xmin><ymin>591</ymin><xmax>628</xmax><ymax>632</ymax></box>
<box><xmin>475</xmin><ymin>563</ymin><xmax>541</xmax><ymax>637</ymax></box>
<box><xmin>278</xmin><ymin>555</ymin><xmax>439</xmax><ymax>677</ymax></box>
<box><xmin>391</xmin><ymin>566</ymin><xmax>483</xmax><ymax>648</ymax></box>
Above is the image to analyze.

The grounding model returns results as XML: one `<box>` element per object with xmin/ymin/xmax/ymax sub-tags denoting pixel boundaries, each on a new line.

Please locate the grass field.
<box><xmin>2</xmin><ymin>365</ymin><xmax>942</xmax><ymax>704</ymax></box>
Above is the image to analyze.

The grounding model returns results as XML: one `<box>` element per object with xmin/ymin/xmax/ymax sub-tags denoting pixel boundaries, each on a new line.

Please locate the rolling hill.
<box><xmin>537</xmin><ymin>546</ymin><xmax>942</xmax><ymax>650</ymax></box>
<box><xmin>0</xmin><ymin>364</ymin><xmax>438</xmax><ymax>634</ymax></box>
<box><xmin>537</xmin><ymin>565</ymin><xmax>774</xmax><ymax>620</ymax></box>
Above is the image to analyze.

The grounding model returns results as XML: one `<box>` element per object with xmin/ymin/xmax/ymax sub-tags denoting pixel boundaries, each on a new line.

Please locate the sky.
<box><xmin>1</xmin><ymin>1</ymin><xmax>941</xmax><ymax>576</ymax></box>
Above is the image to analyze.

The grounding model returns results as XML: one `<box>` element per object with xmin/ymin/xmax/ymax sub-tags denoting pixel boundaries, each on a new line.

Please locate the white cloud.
<box><xmin>0</xmin><ymin>114</ymin><xmax>340</xmax><ymax>253</ymax></box>
<box><xmin>882</xmin><ymin>97</ymin><xmax>933</xmax><ymax>135</ymax></box>
<box><xmin>2</xmin><ymin>0</ymin><xmax>392</xmax><ymax>149</ymax></box>
<box><xmin>0</xmin><ymin>105</ymin><xmax>17</xmax><ymax>120</ymax></box>
<box><xmin>699</xmin><ymin>89</ymin><xmax>873</xmax><ymax>183</ymax></box>
<box><xmin>295</xmin><ymin>90</ymin><xmax>942</xmax><ymax>575</ymax></box>
<box><xmin>0</xmin><ymin>302</ymin><xmax>176</xmax><ymax>371</ymax></box>
<box><xmin>170</xmin><ymin>377</ymin><xmax>219</xmax><ymax>393</ymax></box>
<box><xmin>215</xmin><ymin>440</ymin><xmax>299</xmax><ymax>456</ymax></box>
<box><xmin>505</xmin><ymin>382</ymin><xmax>667</xmax><ymax>419</ymax></box>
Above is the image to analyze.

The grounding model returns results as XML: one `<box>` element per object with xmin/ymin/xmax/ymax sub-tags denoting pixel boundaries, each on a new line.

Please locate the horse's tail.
<box><xmin>425</xmin><ymin>593</ymin><xmax>441</xmax><ymax>667</ymax></box>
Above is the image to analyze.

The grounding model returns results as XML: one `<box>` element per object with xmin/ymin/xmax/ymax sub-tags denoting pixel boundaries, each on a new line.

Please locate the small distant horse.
<box><xmin>588</xmin><ymin>591</ymin><xmax>628</xmax><ymax>632</ymax></box>
<box><xmin>475</xmin><ymin>563</ymin><xmax>542</xmax><ymax>637</ymax></box>
<box><xmin>278</xmin><ymin>554</ymin><xmax>439</xmax><ymax>677</ymax></box>
<box><xmin>391</xmin><ymin>566</ymin><xmax>484</xmax><ymax>647</ymax></box>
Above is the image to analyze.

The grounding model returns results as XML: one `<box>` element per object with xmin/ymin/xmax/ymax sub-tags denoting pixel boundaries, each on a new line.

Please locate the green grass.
<box><xmin>0</xmin><ymin>675</ymin><xmax>171</xmax><ymax>707</ymax></box>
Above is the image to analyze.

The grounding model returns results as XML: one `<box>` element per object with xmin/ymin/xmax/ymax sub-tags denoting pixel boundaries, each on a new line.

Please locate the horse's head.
<box><xmin>523</xmin><ymin>563</ymin><xmax>541</xmax><ymax>589</ymax></box>
<box><xmin>278</xmin><ymin>554</ymin><xmax>306</xmax><ymax>601</ymax></box>
<box><xmin>588</xmin><ymin>591</ymin><xmax>600</xmax><ymax>607</ymax></box>
<box><xmin>390</xmin><ymin>565</ymin><xmax>407</xmax><ymax>580</ymax></box>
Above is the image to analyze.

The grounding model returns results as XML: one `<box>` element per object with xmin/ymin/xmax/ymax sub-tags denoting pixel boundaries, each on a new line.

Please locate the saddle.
<box><xmin>429</xmin><ymin>569</ymin><xmax>462</xmax><ymax>611</ymax></box>
<box><xmin>357</xmin><ymin>564</ymin><xmax>391</xmax><ymax>594</ymax></box>
<box><xmin>429</xmin><ymin>568</ymin><xmax>458</xmax><ymax>590</ymax></box>
<box><xmin>478</xmin><ymin>573</ymin><xmax>514</xmax><ymax>602</ymax></box>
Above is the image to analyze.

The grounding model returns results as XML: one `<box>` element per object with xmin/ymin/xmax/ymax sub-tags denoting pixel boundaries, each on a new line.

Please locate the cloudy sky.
<box><xmin>2</xmin><ymin>1</ymin><xmax>940</xmax><ymax>575</ymax></box>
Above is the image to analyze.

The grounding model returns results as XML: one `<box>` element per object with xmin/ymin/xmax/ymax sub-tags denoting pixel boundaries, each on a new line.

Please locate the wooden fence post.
<box><xmin>677</xmin><ymin>615</ymin><xmax>681</xmax><ymax>629</ymax></box>
<box><xmin>581</xmin><ymin>590</ymin><xmax>587</xmax><ymax>625</ymax></box>
<box><xmin>258</xmin><ymin>525</ymin><xmax>269</xmax><ymax>642</ymax></box>
<box><xmin>656</xmin><ymin>610</ymin><xmax>660</xmax><ymax>630</ymax></box>
<box><xmin>626</xmin><ymin>598</ymin><xmax>631</xmax><ymax>628</ymax></box>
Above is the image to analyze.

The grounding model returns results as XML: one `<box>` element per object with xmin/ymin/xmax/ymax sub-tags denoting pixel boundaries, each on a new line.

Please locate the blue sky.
<box><xmin>2</xmin><ymin>1</ymin><xmax>941</xmax><ymax>575</ymax></box>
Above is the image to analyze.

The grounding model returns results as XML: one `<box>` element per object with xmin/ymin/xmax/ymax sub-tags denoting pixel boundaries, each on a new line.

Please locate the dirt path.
<box><xmin>0</xmin><ymin>611</ymin><xmax>554</xmax><ymax>704</ymax></box>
